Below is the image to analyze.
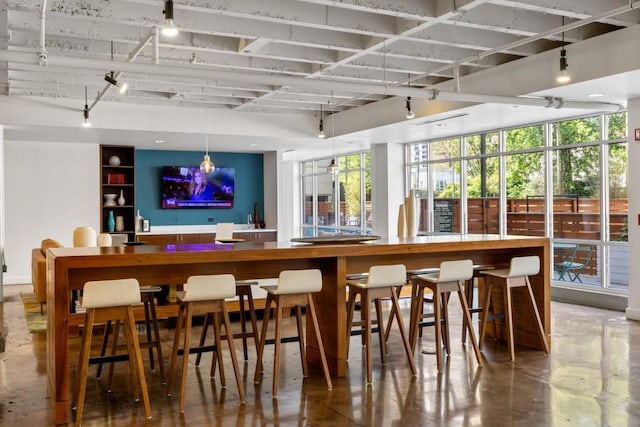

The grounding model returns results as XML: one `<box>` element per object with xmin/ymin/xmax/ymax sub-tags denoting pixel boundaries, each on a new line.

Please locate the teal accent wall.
<box><xmin>135</xmin><ymin>150</ymin><xmax>264</xmax><ymax>225</ymax></box>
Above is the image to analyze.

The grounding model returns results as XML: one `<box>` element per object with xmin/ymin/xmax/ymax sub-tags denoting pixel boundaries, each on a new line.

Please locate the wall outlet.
<box><xmin>208</xmin><ymin>217</ymin><xmax>214</xmax><ymax>222</ymax></box>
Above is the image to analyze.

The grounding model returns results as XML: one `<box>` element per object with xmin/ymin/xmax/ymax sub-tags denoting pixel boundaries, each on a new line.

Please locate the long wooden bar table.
<box><xmin>47</xmin><ymin>234</ymin><xmax>550</xmax><ymax>425</ymax></box>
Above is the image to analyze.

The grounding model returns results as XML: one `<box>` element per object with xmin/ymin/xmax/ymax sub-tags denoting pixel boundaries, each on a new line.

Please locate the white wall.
<box><xmin>626</xmin><ymin>98</ymin><xmax>640</xmax><ymax>320</ymax></box>
<box><xmin>4</xmin><ymin>141</ymin><xmax>98</xmax><ymax>284</ymax></box>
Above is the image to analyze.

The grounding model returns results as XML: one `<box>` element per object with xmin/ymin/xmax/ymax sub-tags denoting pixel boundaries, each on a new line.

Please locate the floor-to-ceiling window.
<box><xmin>405</xmin><ymin>112</ymin><xmax>628</xmax><ymax>293</ymax></box>
<box><xmin>301</xmin><ymin>151</ymin><xmax>372</xmax><ymax>236</ymax></box>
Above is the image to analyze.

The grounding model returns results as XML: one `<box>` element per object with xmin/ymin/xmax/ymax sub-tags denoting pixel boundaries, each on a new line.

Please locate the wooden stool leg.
<box><xmin>433</xmin><ymin>287</ymin><xmax>443</xmax><ymax>372</ymax></box>
<box><xmin>221</xmin><ymin>303</ymin><xmax>246</xmax><ymax>403</ymax></box>
<box><xmin>166</xmin><ymin>303</ymin><xmax>184</xmax><ymax>396</ymax></box>
<box><xmin>254</xmin><ymin>295</ymin><xmax>272</xmax><ymax>383</ymax></box>
<box><xmin>389</xmin><ymin>287</ymin><xmax>417</xmax><ymax>376</ymax></box>
<box><xmin>106</xmin><ymin>319</ymin><xmax>121</xmax><ymax>392</ymax></box>
<box><xmin>211</xmin><ymin>312</ymin><xmax>226</xmax><ymax>386</ymax></box>
<box><xmin>238</xmin><ymin>293</ymin><xmax>249</xmax><ymax>360</ymax></box>
<box><xmin>123</xmin><ymin>306</ymin><xmax>151</xmax><ymax>418</ymax></box>
<box><xmin>295</xmin><ymin>305</ymin><xmax>308</xmax><ymax>377</ymax></box>
<box><xmin>462</xmin><ymin>278</ymin><xmax>473</xmax><ymax>343</ymax></box>
<box><xmin>246</xmin><ymin>288</ymin><xmax>260</xmax><ymax>357</ymax></box>
<box><xmin>179</xmin><ymin>303</ymin><xmax>193</xmax><ymax>412</ymax></box>
<box><xmin>96</xmin><ymin>320</ymin><xmax>111</xmax><ymax>380</ymax></box>
<box><xmin>374</xmin><ymin>298</ymin><xmax>386</xmax><ymax>364</ymax></box>
<box><xmin>441</xmin><ymin>292</ymin><xmax>451</xmax><ymax>356</ymax></box>
<box><xmin>504</xmin><ymin>282</ymin><xmax>515</xmax><ymax>362</ymax></box>
<box><xmin>456</xmin><ymin>282</ymin><xmax>483</xmax><ymax>366</ymax></box>
<box><xmin>363</xmin><ymin>290</ymin><xmax>373</xmax><ymax>384</ymax></box>
<box><xmin>408</xmin><ymin>281</ymin><xmax>419</xmax><ymax>353</ymax></box>
<box><xmin>73</xmin><ymin>309</ymin><xmax>95</xmax><ymax>427</ymax></box>
<box><xmin>195</xmin><ymin>313</ymin><xmax>210</xmax><ymax>366</ymax></box>
<box><xmin>142</xmin><ymin>294</ymin><xmax>155</xmax><ymax>373</ymax></box>
<box><xmin>525</xmin><ymin>278</ymin><xmax>550</xmax><ymax>354</ymax></box>
<box><xmin>479</xmin><ymin>281</ymin><xmax>494</xmax><ymax>351</ymax></box>
<box><xmin>306</xmin><ymin>294</ymin><xmax>333</xmax><ymax>390</ymax></box>
<box><xmin>272</xmin><ymin>297</ymin><xmax>284</xmax><ymax>398</ymax></box>
<box><xmin>147</xmin><ymin>293</ymin><xmax>165</xmax><ymax>383</ymax></box>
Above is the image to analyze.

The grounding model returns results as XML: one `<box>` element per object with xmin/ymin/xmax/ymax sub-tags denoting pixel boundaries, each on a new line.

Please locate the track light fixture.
<box><xmin>82</xmin><ymin>85</ymin><xmax>91</xmax><ymax>128</ymax></box>
<box><xmin>557</xmin><ymin>17</ymin><xmax>570</xmax><ymax>84</ymax></box>
<box><xmin>162</xmin><ymin>0</ymin><xmax>179</xmax><ymax>37</ymax></box>
<box><xmin>105</xmin><ymin>72</ymin><xmax>128</xmax><ymax>94</ymax></box>
<box><xmin>405</xmin><ymin>96</ymin><xmax>415</xmax><ymax>119</ymax></box>
<box><xmin>317</xmin><ymin>104</ymin><xmax>325</xmax><ymax>139</ymax></box>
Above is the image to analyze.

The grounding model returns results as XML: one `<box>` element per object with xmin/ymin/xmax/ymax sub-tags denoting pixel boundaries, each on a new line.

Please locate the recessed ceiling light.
<box><xmin>250</xmin><ymin>143</ymin><xmax>258</xmax><ymax>147</ymax></box>
<box><xmin>587</xmin><ymin>93</ymin><xmax>604</xmax><ymax>98</ymax></box>
<box><xmin>154</xmin><ymin>139</ymin><xmax>165</xmax><ymax>144</ymax></box>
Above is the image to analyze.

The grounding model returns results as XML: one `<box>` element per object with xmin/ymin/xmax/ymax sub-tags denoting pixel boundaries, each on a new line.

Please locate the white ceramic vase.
<box><xmin>104</xmin><ymin>193</ymin><xmax>117</xmax><ymax>207</ymax></box>
<box><xmin>108</xmin><ymin>155</ymin><xmax>121</xmax><ymax>166</ymax></box>
<box><xmin>117</xmin><ymin>190</ymin><xmax>125</xmax><ymax>206</ymax></box>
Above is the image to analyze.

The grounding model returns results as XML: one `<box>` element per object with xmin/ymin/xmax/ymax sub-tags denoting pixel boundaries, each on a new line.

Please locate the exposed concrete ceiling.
<box><xmin>1</xmin><ymin>0</ymin><xmax>639</xmax><ymax>157</ymax></box>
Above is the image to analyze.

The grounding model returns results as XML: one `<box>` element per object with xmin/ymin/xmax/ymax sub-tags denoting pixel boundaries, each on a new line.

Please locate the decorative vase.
<box><xmin>108</xmin><ymin>155</ymin><xmax>121</xmax><ymax>166</ymax></box>
<box><xmin>406</xmin><ymin>190</ymin><xmax>417</xmax><ymax>238</ymax></box>
<box><xmin>117</xmin><ymin>190</ymin><xmax>125</xmax><ymax>206</ymax></box>
<box><xmin>97</xmin><ymin>233</ymin><xmax>112</xmax><ymax>247</ymax></box>
<box><xmin>115</xmin><ymin>215</ymin><xmax>125</xmax><ymax>232</ymax></box>
<box><xmin>73</xmin><ymin>226</ymin><xmax>97</xmax><ymax>247</ymax></box>
<box><xmin>104</xmin><ymin>193</ymin><xmax>117</xmax><ymax>207</ymax></box>
<box><xmin>107</xmin><ymin>211</ymin><xmax>116</xmax><ymax>232</ymax></box>
<box><xmin>397</xmin><ymin>204</ymin><xmax>407</xmax><ymax>238</ymax></box>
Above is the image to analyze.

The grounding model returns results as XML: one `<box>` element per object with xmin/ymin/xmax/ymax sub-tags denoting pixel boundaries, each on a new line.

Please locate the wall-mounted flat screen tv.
<box><xmin>161</xmin><ymin>166</ymin><xmax>234</xmax><ymax>209</ymax></box>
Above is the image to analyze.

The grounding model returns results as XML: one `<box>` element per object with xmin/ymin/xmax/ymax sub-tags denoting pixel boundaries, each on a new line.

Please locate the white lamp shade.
<box><xmin>73</xmin><ymin>227</ymin><xmax>97</xmax><ymax>247</ymax></box>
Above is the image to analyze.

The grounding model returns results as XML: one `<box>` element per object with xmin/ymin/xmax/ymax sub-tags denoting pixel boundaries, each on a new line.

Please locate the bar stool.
<box><xmin>196</xmin><ymin>279</ymin><xmax>260</xmax><ymax>365</ymax></box>
<box><xmin>166</xmin><ymin>274</ymin><xmax>245</xmax><ymax>412</ymax></box>
<box><xmin>72</xmin><ymin>278</ymin><xmax>151</xmax><ymax>427</ymax></box>
<box><xmin>479</xmin><ymin>255</ymin><xmax>549</xmax><ymax>361</ymax></box>
<box><xmin>253</xmin><ymin>269</ymin><xmax>333</xmax><ymax>398</ymax></box>
<box><xmin>95</xmin><ymin>286</ymin><xmax>166</xmax><ymax>388</ymax></box>
<box><xmin>461</xmin><ymin>264</ymin><xmax>498</xmax><ymax>344</ymax></box>
<box><xmin>346</xmin><ymin>264</ymin><xmax>416</xmax><ymax>384</ymax></box>
<box><xmin>411</xmin><ymin>260</ymin><xmax>483</xmax><ymax>372</ymax></box>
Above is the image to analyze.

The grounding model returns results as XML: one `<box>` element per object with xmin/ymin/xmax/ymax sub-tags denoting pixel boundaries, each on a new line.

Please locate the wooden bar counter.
<box><xmin>46</xmin><ymin>234</ymin><xmax>550</xmax><ymax>425</ymax></box>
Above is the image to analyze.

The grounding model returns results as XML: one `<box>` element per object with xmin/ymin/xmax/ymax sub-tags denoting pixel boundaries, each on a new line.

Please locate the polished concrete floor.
<box><xmin>1</xmin><ymin>283</ymin><xmax>640</xmax><ymax>426</ymax></box>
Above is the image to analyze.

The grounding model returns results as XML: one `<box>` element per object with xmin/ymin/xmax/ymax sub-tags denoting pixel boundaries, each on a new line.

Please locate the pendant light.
<box><xmin>161</xmin><ymin>0</ymin><xmax>179</xmax><ymax>37</ymax></box>
<box><xmin>82</xmin><ymin>85</ymin><xmax>92</xmax><ymax>128</ymax></box>
<box><xmin>105</xmin><ymin>41</ymin><xmax>128</xmax><ymax>94</ymax></box>
<box><xmin>326</xmin><ymin>96</ymin><xmax>338</xmax><ymax>175</ymax></box>
<box><xmin>557</xmin><ymin>16</ymin><xmax>570</xmax><ymax>84</ymax></box>
<box><xmin>317</xmin><ymin>104</ymin><xmax>325</xmax><ymax>139</ymax></box>
<box><xmin>200</xmin><ymin>134</ymin><xmax>215</xmax><ymax>173</ymax></box>
<box><xmin>405</xmin><ymin>74</ymin><xmax>415</xmax><ymax>119</ymax></box>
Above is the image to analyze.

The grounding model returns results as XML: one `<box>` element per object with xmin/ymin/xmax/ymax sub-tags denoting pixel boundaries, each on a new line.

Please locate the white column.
<box><xmin>626</xmin><ymin>98</ymin><xmax>640</xmax><ymax>320</ymax></box>
<box><xmin>371</xmin><ymin>143</ymin><xmax>405</xmax><ymax>238</ymax></box>
<box><xmin>0</xmin><ymin>125</ymin><xmax>3</xmax><ymax>301</ymax></box>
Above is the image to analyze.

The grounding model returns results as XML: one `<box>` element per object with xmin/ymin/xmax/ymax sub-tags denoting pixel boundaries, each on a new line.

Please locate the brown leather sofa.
<box><xmin>31</xmin><ymin>238</ymin><xmax>63</xmax><ymax>313</ymax></box>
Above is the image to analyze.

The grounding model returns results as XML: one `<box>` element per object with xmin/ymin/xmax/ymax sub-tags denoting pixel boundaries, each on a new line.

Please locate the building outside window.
<box><xmin>301</xmin><ymin>152</ymin><xmax>372</xmax><ymax>236</ymax></box>
<box><xmin>406</xmin><ymin>112</ymin><xmax>628</xmax><ymax>293</ymax></box>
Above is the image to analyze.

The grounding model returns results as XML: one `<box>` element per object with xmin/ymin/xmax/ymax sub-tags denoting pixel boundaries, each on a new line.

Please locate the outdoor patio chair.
<box><xmin>554</xmin><ymin>245</ymin><xmax>593</xmax><ymax>283</ymax></box>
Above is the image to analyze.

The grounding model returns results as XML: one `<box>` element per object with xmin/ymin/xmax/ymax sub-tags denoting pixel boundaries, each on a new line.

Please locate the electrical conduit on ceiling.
<box><xmin>0</xmin><ymin>50</ymin><xmax>622</xmax><ymax>113</ymax></box>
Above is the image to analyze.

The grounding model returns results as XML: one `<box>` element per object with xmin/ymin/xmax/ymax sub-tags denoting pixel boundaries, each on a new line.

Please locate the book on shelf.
<box><xmin>107</xmin><ymin>173</ymin><xmax>125</xmax><ymax>184</ymax></box>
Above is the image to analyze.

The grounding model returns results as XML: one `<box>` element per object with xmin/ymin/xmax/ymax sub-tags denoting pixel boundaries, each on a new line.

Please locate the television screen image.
<box><xmin>161</xmin><ymin>166</ymin><xmax>235</xmax><ymax>208</ymax></box>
